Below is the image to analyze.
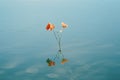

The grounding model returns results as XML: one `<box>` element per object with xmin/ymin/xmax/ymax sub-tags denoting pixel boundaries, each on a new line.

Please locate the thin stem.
<box><xmin>62</xmin><ymin>53</ymin><xmax>64</xmax><ymax>58</ymax></box>
<box><xmin>53</xmin><ymin>30</ymin><xmax>59</xmax><ymax>43</ymax></box>
<box><xmin>58</xmin><ymin>35</ymin><xmax>61</xmax><ymax>51</ymax></box>
<box><xmin>53</xmin><ymin>53</ymin><xmax>59</xmax><ymax>60</ymax></box>
<box><xmin>53</xmin><ymin>30</ymin><xmax>64</xmax><ymax>60</ymax></box>
<box><xmin>53</xmin><ymin>30</ymin><xmax>62</xmax><ymax>52</ymax></box>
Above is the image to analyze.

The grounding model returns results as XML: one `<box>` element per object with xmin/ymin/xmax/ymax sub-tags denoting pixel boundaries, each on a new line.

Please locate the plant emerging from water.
<box><xmin>45</xmin><ymin>22</ymin><xmax>68</xmax><ymax>66</ymax></box>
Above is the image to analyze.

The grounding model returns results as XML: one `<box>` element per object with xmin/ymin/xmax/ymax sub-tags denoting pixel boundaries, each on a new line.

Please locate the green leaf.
<box><xmin>46</xmin><ymin>58</ymin><xmax>51</xmax><ymax>63</ymax></box>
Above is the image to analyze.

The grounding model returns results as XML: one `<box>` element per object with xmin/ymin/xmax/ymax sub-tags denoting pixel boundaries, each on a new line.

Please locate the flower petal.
<box><xmin>50</xmin><ymin>24</ymin><xmax>55</xmax><ymax>31</ymax></box>
<box><xmin>61</xmin><ymin>22</ymin><xmax>68</xmax><ymax>28</ymax></box>
<box><xmin>46</xmin><ymin>23</ymin><xmax>55</xmax><ymax>31</ymax></box>
<box><xmin>46</xmin><ymin>23</ymin><xmax>51</xmax><ymax>30</ymax></box>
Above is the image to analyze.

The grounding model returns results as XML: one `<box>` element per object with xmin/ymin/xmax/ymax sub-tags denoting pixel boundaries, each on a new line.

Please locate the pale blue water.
<box><xmin>0</xmin><ymin>0</ymin><xmax>120</xmax><ymax>80</ymax></box>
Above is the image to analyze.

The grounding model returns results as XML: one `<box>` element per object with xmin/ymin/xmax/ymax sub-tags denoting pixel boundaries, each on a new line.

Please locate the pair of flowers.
<box><xmin>45</xmin><ymin>22</ymin><xmax>68</xmax><ymax>66</ymax></box>
<box><xmin>46</xmin><ymin>58</ymin><xmax>68</xmax><ymax>66</ymax></box>
<box><xmin>46</xmin><ymin>22</ymin><xmax>68</xmax><ymax>31</ymax></box>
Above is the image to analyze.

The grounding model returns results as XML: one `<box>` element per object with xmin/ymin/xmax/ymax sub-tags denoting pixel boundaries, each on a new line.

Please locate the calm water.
<box><xmin>0</xmin><ymin>0</ymin><xmax>120</xmax><ymax>80</ymax></box>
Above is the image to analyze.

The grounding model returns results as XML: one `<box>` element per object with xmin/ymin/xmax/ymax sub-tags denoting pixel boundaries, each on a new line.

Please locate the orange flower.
<box><xmin>61</xmin><ymin>22</ymin><xmax>68</xmax><ymax>28</ymax></box>
<box><xmin>48</xmin><ymin>61</ymin><xmax>55</xmax><ymax>66</ymax></box>
<box><xmin>46</xmin><ymin>23</ymin><xmax>55</xmax><ymax>31</ymax></box>
<box><xmin>61</xmin><ymin>58</ymin><xmax>68</xmax><ymax>64</ymax></box>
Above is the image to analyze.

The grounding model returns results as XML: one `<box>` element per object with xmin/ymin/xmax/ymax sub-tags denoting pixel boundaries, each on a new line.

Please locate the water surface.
<box><xmin>0</xmin><ymin>0</ymin><xmax>120</xmax><ymax>80</ymax></box>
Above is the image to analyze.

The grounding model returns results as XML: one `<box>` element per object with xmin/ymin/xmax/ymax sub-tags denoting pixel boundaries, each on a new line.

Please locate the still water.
<box><xmin>0</xmin><ymin>0</ymin><xmax>120</xmax><ymax>80</ymax></box>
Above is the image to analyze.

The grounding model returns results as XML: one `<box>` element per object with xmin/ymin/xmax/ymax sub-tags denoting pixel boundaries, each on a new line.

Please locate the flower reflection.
<box><xmin>61</xmin><ymin>58</ymin><xmax>68</xmax><ymax>64</ymax></box>
<box><xmin>46</xmin><ymin>58</ymin><xmax>55</xmax><ymax>66</ymax></box>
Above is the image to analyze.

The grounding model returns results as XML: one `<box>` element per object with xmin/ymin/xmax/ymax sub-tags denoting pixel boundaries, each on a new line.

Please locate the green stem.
<box><xmin>53</xmin><ymin>30</ymin><xmax>59</xmax><ymax>43</ymax></box>
<box><xmin>58</xmin><ymin>34</ymin><xmax>62</xmax><ymax>52</ymax></box>
<box><xmin>53</xmin><ymin>30</ymin><xmax>62</xmax><ymax>52</ymax></box>
<box><xmin>53</xmin><ymin>30</ymin><xmax>64</xmax><ymax>60</ymax></box>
